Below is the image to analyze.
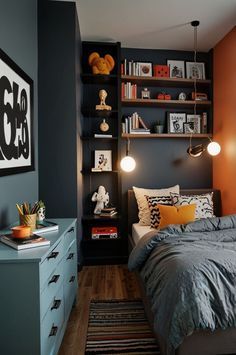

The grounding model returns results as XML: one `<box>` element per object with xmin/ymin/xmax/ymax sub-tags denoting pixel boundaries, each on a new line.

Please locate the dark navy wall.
<box><xmin>0</xmin><ymin>0</ymin><xmax>38</xmax><ymax>228</ymax></box>
<box><xmin>121</xmin><ymin>47</ymin><xmax>213</xmax><ymax>203</ymax></box>
<box><xmin>38</xmin><ymin>2</ymin><xmax>82</xmax><ymax>222</ymax></box>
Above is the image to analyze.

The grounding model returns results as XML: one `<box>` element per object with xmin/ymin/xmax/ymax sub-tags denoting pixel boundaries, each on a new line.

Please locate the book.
<box><xmin>1</xmin><ymin>234</ymin><xmax>50</xmax><ymax>250</ymax></box>
<box><xmin>101</xmin><ymin>207</ymin><xmax>116</xmax><ymax>213</ymax></box>
<box><xmin>34</xmin><ymin>220</ymin><xmax>58</xmax><ymax>234</ymax></box>
<box><xmin>94</xmin><ymin>134</ymin><xmax>112</xmax><ymax>138</ymax></box>
<box><xmin>99</xmin><ymin>211</ymin><xmax>118</xmax><ymax>217</ymax></box>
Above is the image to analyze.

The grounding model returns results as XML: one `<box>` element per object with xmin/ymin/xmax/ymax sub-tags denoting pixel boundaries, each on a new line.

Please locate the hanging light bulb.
<box><xmin>120</xmin><ymin>138</ymin><xmax>136</xmax><ymax>172</ymax></box>
<box><xmin>207</xmin><ymin>141</ymin><xmax>221</xmax><ymax>156</ymax></box>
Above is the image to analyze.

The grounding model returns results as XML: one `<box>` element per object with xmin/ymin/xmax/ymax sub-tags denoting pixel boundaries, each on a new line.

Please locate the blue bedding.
<box><xmin>128</xmin><ymin>215</ymin><xmax>236</xmax><ymax>352</ymax></box>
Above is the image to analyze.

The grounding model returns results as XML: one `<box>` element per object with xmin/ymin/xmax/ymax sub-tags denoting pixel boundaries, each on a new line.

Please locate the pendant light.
<box><xmin>120</xmin><ymin>138</ymin><xmax>136</xmax><ymax>172</ymax></box>
<box><xmin>187</xmin><ymin>20</ymin><xmax>221</xmax><ymax>158</ymax></box>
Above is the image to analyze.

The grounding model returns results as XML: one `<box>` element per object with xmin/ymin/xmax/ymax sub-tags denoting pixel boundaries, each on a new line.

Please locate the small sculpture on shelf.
<box><xmin>88</xmin><ymin>52</ymin><xmax>115</xmax><ymax>75</ymax></box>
<box><xmin>91</xmin><ymin>185</ymin><xmax>109</xmax><ymax>215</ymax></box>
<box><xmin>95</xmin><ymin>89</ymin><xmax>112</xmax><ymax>111</ymax></box>
<box><xmin>100</xmin><ymin>119</ymin><xmax>109</xmax><ymax>132</ymax></box>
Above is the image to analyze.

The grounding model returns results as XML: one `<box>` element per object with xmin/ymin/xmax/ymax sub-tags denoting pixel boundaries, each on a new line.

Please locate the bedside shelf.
<box><xmin>121</xmin><ymin>98</ymin><xmax>211</xmax><ymax>108</ymax></box>
<box><xmin>81</xmin><ymin>136</ymin><xmax>118</xmax><ymax>141</ymax></box>
<box><xmin>82</xmin><ymin>214</ymin><xmax>121</xmax><ymax>221</ymax></box>
<box><xmin>121</xmin><ymin>133</ymin><xmax>211</xmax><ymax>139</ymax></box>
<box><xmin>81</xmin><ymin>169</ymin><xmax>119</xmax><ymax>174</ymax></box>
<box><xmin>81</xmin><ymin>108</ymin><xmax>118</xmax><ymax>118</ymax></box>
<box><xmin>81</xmin><ymin>73</ymin><xmax>118</xmax><ymax>84</ymax></box>
<box><xmin>121</xmin><ymin>75</ymin><xmax>211</xmax><ymax>87</ymax></box>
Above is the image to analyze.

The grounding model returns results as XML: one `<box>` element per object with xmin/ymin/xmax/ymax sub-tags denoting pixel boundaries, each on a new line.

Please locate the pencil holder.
<box><xmin>19</xmin><ymin>213</ymin><xmax>37</xmax><ymax>232</ymax></box>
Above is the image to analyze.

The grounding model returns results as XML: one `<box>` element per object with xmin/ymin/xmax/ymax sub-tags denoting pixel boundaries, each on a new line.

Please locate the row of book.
<box><xmin>121</xmin><ymin>60</ymin><xmax>148</xmax><ymax>76</ymax></box>
<box><xmin>121</xmin><ymin>112</ymin><xmax>150</xmax><ymax>134</ymax></box>
<box><xmin>121</xmin><ymin>82</ymin><xmax>137</xmax><ymax>99</ymax></box>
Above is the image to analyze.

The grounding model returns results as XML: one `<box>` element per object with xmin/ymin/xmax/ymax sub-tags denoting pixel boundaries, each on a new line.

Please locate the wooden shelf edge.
<box><xmin>121</xmin><ymin>75</ymin><xmax>211</xmax><ymax>85</ymax></box>
<box><xmin>121</xmin><ymin>99</ymin><xmax>211</xmax><ymax>106</ymax></box>
<box><xmin>121</xmin><ymin>133</ymin><xmax>212</xmax><ymax>138</ymax></box>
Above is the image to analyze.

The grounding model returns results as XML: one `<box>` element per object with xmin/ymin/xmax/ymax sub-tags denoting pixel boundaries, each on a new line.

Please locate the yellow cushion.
<box><xmin>157</xmin><ymin>203</ymin><xmax>196</xmax><ymax>229</ymax></box>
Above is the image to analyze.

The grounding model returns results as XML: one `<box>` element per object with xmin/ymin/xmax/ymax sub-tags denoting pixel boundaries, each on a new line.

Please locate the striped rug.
<box><xmin>85</xmin><ymin>299</ymin><xmax>160</xmax><ymax>354</ymax></box>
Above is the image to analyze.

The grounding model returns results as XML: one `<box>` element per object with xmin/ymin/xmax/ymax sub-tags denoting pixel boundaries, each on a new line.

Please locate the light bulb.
<box><xmin>207</xmin><ymin>141</ymin><xmax>221</xmax><ymax>156</ymax></box>
<box><xmin>120</xmin><ymin>156</ymin><xmax>136</xmax><ymax>172</ymax></box>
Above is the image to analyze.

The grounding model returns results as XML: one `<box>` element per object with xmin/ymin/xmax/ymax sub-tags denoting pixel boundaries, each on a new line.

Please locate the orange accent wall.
<box><xmin>213</xmin><ymin>27</ymin><xmax>236</xmax><ymax>215</ymax></box>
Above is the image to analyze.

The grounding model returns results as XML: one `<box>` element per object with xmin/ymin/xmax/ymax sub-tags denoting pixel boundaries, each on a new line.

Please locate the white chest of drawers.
<box><xmin>0</xmin><ymin>218</ymin><xmax>77</xmax><ymax>355</ymax></box>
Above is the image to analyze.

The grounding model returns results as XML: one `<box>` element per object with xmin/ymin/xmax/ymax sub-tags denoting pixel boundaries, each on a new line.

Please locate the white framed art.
<box><xmin>167</xmin><ymin>60</ymin><xmax>185</xmax><ymax>78</ymax></box>
<box><xmin>186</xmin><ymin>62</ymin><xmax>205</xmax><ymax>80</ymax></box>
<box><xmin>187</xmin><ymin>115</ymin><xmax>201</xmax><ymax>133</ymax></box>
<box><xmin>93</xmin><ymin>150</ymin><xmax>112</xmax><ymax>171</ymax></box>
<box><xmin>167</xmin><ymin>113</ymin><xmax>186</xmax><ymax>133</ymax></box>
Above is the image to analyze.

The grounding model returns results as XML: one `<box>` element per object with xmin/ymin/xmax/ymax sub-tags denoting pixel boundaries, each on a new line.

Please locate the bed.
<box><xmin>127</xmin><ymin>189</ymin><xmax>236</xmax><ymax>355</ymax></box>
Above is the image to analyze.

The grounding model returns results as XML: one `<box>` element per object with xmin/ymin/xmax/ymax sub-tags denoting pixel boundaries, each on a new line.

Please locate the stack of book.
<box><xmin>121</xmin><ymin>112</ymin><xmax>150</xmax><ymax>134</ymax></box>
<box><xmin>1</xmin><ymin>234</ymin><xmax>50</xmax><ymax>250</ymax></box>
<box><xmin>121</xmin><ymin>82</ymin><xmax>137</xmax><ymax>99</ymax></box>
<box><xmin>100</xmin><ymin>207</ymin><xmax>117</xmax><ymax>217</ymax></box>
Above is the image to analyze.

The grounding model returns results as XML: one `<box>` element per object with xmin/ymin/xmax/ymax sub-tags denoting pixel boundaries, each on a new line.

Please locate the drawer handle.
<box><xmin>47</xmin><ymin>251</ymin><xmax>59</xmax><ymax>260</ymax></box>
<box><xmin>67</xmin><ymin>227</ymin><xmax>74</xmax><ymax>234</ymax></box>
<box><xmin>69</xmin><ymin>275</ymin><xmax>75</xmax><ymax>283</ymax></box>
<box><xmin>67</xmin><ymin>252</ymin><xmax>74</xmax><ymax>260</ymax></box>
<box><xmin>51</xmin><ymin>299</ymin><xmax>61</xmax><ymax>310</ymax></box>
<box><xmin>49</xmin><ymin>325</ymin><xmax>58</xmax><ymax>337</ymax></box>
<box><xmin>49</xmin><ymin>274</ymin><xmax>60</xmax><ymax>284</ymax></box>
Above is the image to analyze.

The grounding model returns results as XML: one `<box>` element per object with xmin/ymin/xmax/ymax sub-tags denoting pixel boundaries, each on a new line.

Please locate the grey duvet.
<box><xmin>128</xmin><ymin>215</ymin><xmax>236</xmax><ymax>352</ymax></box>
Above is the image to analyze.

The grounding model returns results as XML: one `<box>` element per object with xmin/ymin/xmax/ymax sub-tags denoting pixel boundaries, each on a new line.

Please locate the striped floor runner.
<box><xmin>85</xmin><ymin>299</ymin><xmax>160</xmax><ymax>354</ymax></box>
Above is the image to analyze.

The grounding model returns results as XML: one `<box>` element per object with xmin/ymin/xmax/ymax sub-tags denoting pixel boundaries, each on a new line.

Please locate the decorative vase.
<box><xmin>154</xmin><ymin>125</ymin><xmax>164</xmax><ymax>134</ymax></box>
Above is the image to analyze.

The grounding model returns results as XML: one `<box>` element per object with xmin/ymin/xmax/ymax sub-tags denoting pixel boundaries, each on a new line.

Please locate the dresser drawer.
<box><xmin>41</xmin><ymin>259</ymin><xmax>64</xmax><ymax>320</ymax></box>
<box><xmin>41</xmin><ymin>285</ymin><xmax>64</xmax><ymax>355</ymax></box>
<box><xmin>64</xmin><ymin>224</ymin><xmax>76</xmax><ymax>252</ymax></box>
<box><xmin>64</xmin><ymin>240</ymin><xmax>77</xmax><ymax>317</ymax></box>
<box><xmin>40</xmin><ymin>239</ymin><xmax>64</xmax><ymax>290</ymax></box>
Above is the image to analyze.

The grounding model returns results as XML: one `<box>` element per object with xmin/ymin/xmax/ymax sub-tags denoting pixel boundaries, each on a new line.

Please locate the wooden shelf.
<box><xmin>122</xmin><ymin>133</ymin><xmax>211</xmax><ymax>139</ymax></box>
<box><xmin>121</xmin><ymin>75</ymin><xmax>211</xmax><ymax>87</ymax></box>
<box><xmin>82</xmin><ymin>214</ymin><xmax>121</xmax><ymax>221</ymax></box>
<box><xmin>121</xmin><ymin>98</ymin><xmax>211</xmax><ymax>107</ymax></box>
<box><xmin>81</xmin><ymin>73</ymin><xmax>117</xmax><ymax>84</ymax></box>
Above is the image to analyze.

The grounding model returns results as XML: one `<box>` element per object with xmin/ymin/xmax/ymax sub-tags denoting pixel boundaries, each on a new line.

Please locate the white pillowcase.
<box><xmin>133</xmin><ymin>185</ymin><xmax>180</xmax><ymax>226</ymax></box>
<box><xmin>170</xmin><ymin>192</ymin><xmax>214</xmax><ymax>219</ymax></box>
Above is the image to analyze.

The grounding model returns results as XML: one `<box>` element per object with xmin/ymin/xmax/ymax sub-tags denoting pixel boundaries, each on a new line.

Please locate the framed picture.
<box><xmin>186</xmin><ymin>62</ymin><xmax>205</xmax><ymax>79</ymax></box>
<box><xmin>167</xmin><ymin>60</ymin><xmax>185</xmax><ymax>78</ymax></box>
<box><xmin>94</xmin><ymin>150</ymin><xmax>112</xmax><ymax>171</ymax></box>
<box><xmin>187</xmin><ymin>114</ymin><xmax>201</xmax><ymax>133</ymax></box>
<box><xmin>167</xmin><ymin>113</ymin><xmax>186</xmax><ymax>134</ymax></box>
<box><xmin>0</xmin><ymin>49</ymin><xmax>34</xmax><ymax>176</ymax></box>
<box><xmin>183</xmin><ymin>122</ymin><xmax>195</xmax><ymax>134</ymax></box>
<box><xmin>138</xmin><ymin>62</ymin><xmax>152</xmax><ymax>77</ymax></box>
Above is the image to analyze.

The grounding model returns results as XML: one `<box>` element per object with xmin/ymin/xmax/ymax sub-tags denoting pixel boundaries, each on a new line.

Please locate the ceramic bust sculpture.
<box><xmin>91</xmin><ymin>185</ymin><xmax>109</xmax><ymax>214</ymax></box>
<box><xmin>95</xmin><ymin>89</ymin><xmax>112</xmax><ymax>111</ymax></box>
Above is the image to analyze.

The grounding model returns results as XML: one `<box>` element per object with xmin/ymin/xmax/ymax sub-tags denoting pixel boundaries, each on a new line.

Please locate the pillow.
<box><xmin>157</xmin><ymin>204</ymin><xmax>196</xmax><ymax>229</ymax></box>
<box><xmin>170</xmin><ymin>192</ymin><xmax>214</xmax><ymax>219</ymax></box>
<box><xmin>133</xmin><ymin>185</ymin><xmax>180</xmax><ymax>226</ymax></box>
<box><xmin>146</xmin><ymin>195</ymin><xmax>173</xmax><ymax>229</ymax></box>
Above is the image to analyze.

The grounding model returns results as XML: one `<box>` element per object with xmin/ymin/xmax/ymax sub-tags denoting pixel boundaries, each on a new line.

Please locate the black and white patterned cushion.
<box><xmin>170</xmin><ymin>193</ymin><xmax>214</xmax><ymax>219</ymax></box>
<box><xmin>146</xmin><ymin>195</ymin><xmax>172</xmax><ymax>229</ymax></box>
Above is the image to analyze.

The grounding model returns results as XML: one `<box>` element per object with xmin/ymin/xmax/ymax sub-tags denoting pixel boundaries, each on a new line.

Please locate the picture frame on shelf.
<box><xmin>186</xmin><ymin>114</ymin><xmax>201</xmax><ymax>133</ymax></box>
<box><xmin>138</xmin><ymin>62</ymin><xmax>153</xmax><ymax>77</ymax></box>
<box><xmin>167</xmin><ymin>113</ymin><xmax>186</xmax><ymax>134</ymax></box>
<box><xmin>183</xmin><ymin>122</ymin><xmax>195</xmax><ymax>134</ymax></box>
<box><xmin>167</xmin><ymin>60</ymin><xmax>185</xmax><ymax>78</ymax></box>
<box><xmin>93</xmin><ymin>150</ymin><xmax>112</xmax><ymax>171</ymax></box>
<box><xmin>186</xmin><ymin>62</ymin><xmax>205</xmax><ymax>80</ymax></box>
<box><xmin>0</xmin><ymin>48</ymin><xmax>34</xmax><ymax>177</ymax></box>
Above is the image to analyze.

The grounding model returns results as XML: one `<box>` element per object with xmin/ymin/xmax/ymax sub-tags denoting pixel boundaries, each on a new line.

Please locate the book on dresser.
<box><xmin>34</xmin><ymin>220</ymin><xmax>58</xmax><ymax>233</ymax></box>
<box><xmin>0</xmin><ymin>234</ymin><xmax>50</xmax><ymax>250</ymax></box>
<box><xmin>100</xmin><ymin>207</ymin><xmax>117</xmax><ymax>217</ymax></box>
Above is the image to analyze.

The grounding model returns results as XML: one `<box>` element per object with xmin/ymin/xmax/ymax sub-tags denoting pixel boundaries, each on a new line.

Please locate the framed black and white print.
<box><xmin>167</xmin><ymin>113</ymin><xmax>186</xmax><ymax>134</ymax></box>
<box><xmin>186</xmin><ymin>62</ymin><xmax>205</xmax><ymax>80</ymax></box>
<box><xmin>167</xmin><ymin>60</ymin><xmax>185</xmax><ymax>78</ymax></box>
<box><xmin>187</xmin><ymin>114</ymin><xmax>201</xmax><ymax>133</ymax></box>
<box><xmin>0</xmin><ymin>49</ymin><xmax>34</xmax><ymax>176</ymax></box>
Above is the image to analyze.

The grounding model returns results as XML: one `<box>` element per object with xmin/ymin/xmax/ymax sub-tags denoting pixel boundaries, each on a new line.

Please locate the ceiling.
<box><xmin>75</xmin><ymin>0</ymin><xmax>236</xmax><ymax>51</ymax></box>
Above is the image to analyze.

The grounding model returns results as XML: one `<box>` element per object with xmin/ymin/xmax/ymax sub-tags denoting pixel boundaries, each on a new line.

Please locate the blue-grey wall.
<box><xmin>0</xmin><ymin>0</ymin><xmax>38</xmax><ymax>228</ymax></box>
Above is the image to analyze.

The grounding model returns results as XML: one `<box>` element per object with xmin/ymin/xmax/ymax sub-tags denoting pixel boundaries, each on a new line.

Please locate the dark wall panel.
<box><xmin>0</xmin><ymin>0</ymin><xmax>38</xmax><ymax>228</ymax></box>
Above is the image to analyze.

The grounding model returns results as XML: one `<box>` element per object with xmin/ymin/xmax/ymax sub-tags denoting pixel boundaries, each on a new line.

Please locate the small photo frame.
<box><xmin>167</xmin><ymin>60</ymin><xmax>185</xmax><ymax>78</ymax></box>
<box><xmin>186</xmin><ymin>62</ymin><xmax>205</xmax><ymax>79</ymax></box>
<box><xmin>167</xmin><ymin>113</ymin><xmax>186</xmax><ymax>134</ymax></box>
<box><xmin>186</xmin><ymin>114</ymin><xmax>201</xmax><ymax>133</ymax></box>
<box><xmin>183</xmin><ymin>122</ymin><xmax>195</xmax><ymax>134</ymax></box>
<box><xmin>94</xmin><ymin>150</ymin><xmax>112</xmax><ymax>171</ymax></box>
<box><xmin>138</xmin><ymin>62</ymin><xmax>152</xmax><ymax>77</ymax></box>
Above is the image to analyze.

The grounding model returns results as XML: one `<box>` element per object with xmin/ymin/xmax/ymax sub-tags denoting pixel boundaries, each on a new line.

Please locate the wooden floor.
<box><xmin>58</xmin><ymin>264</ymin><xmax>142</xmax><ymax>355</ymax></box>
